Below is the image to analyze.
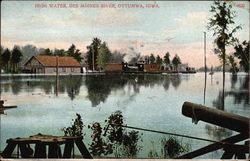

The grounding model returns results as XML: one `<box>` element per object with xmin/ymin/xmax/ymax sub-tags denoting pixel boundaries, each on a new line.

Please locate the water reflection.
<box><xmin>205</xmin><ymin>125</ymin><xmax>232</xmax><ymax>141</ymax></box>
<box><xmin>213</xmin><ymin>74</ymin><xmax>249</xmax><ymax>110</ymax></box>
<box><xmin>0</xmin><ymin>74</ymin><xmax>187</xmax><ymax>107</ymax></box>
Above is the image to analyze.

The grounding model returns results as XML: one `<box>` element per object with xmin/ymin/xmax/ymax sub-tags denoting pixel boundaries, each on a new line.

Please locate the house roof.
<box><xmin>34</xmin><ymin>56</ymin><xmax>81</xmax><ymax>67</ymax></box>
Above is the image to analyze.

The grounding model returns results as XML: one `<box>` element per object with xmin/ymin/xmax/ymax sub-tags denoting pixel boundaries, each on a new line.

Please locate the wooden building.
<box><xmin>143</xmin><ymin>64</ymin><xmax>160</xmax><ymax>72</ymax></box>
<box><xmin>24</xmin><ymin>56</ymin><xmax>81</xmax><ymax>74</ymax></box>
<box><xmin>103</xmin><ymin>63</ymin><xmax>123</xmax><ymax>71</ymax></box>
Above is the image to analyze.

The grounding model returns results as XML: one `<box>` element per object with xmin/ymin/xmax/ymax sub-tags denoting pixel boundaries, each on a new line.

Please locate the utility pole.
<box><xmin>56</xmin><ymin>56</ymin><xmax>59</xmax><ymax>96</ymax></box>
<box><xmin>204</xmin><ymin>32</ymin><xmax>207</xmax><ymax>73</ymax></box>
<box><xmin>203</xmin><ymin>32</ymin><xmax>207</xmax><ymax>105</ymax></box>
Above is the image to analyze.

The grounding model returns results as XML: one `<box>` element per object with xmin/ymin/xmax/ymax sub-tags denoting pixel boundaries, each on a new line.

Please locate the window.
<box><xmin>63</xmin><ymin>68</ymin><xmax>66</xmax><ymax>72</ymax></box>
<box><xmin>71</xmin><ymin>68</ymin><xmax>74</xmax><ymax>72</ymax></box>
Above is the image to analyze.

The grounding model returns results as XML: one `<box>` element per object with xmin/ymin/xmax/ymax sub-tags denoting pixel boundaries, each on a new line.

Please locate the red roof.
<box><xmin>34</xmin><ymin>56</ymin><xmax>81</xmax><ymax>67</ymax></box>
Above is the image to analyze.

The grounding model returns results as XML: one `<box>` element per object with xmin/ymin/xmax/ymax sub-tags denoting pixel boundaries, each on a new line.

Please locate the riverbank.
<box><xmin>0</xmin><ymin>70</ymin><xmax>196</xmax><ymax>76</ymax></box>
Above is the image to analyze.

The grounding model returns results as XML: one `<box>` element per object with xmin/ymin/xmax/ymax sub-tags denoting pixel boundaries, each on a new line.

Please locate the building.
<box><xmin>103</xmin><ymin>63</ymin><xmax>123</xmax><ymax>71</ymax></box>
<box><xmin>24</xmin><ymin>55</ymin><xmax>82</xmax><ymax>74</ymax></box>
<box><xmin>143</xmin><ymin>64</ymin><xmax>160</xmax><ymax>72</ymax></box>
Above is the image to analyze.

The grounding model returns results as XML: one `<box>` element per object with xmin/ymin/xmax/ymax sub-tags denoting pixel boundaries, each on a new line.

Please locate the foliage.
<box><xmin>104</xmin><ymin>111</ymin><xmax>124</xmax><ymax>144</ymax></box>
<box><xmin>11</xmin><ymin>46</ymin><xmax>23</xmax><ymax>73</ymax></box>
<box><xmin>161</xmin><ymin>137</ymin><xmax>190</xmax><ymax>158</ymax></box>
<box><xmin>67</xmin><ymin>44</ymin><xmax>83</xmax><ymax>63</ymax></box>
<box><xmin>208</xmin><ymin>1</ymin><xmax>241</xmax><ymax>52</ymax></box>
<box><xmin>40</xmin><ymin>48</ymin><xmax>53</xmax><ymax>56</ymax></box>
<box><xmin>54</xmin><ymin>49</ymin><xmax>66</xmax><ymax>57</ymax></box>
<box><xmin>149</xmin><ymin>54</ymin><xmax>156</xmax><ymax>64</ymax></box>
<box><xmin>227</xmin><ymin>55</ymin><xmax>238</xmax><ymax>74</ymax></box>
<box><xmin>0</xmin><ymin>46</ymin><xmax>4</xmax><ymax>71</ymax></box>
<box><xmin>233</xmin><ymin>41</ymin><xmax>249</xmax><ymax>73</ymax></box>
<box><xmin>87</xmin><ymin>111</ymin><xmax>142</xmax><ymax>158</ymax></box>
<box><xmin>156</xmin><ymin>55</ymin><xmax>163</xmax><ymax>66</ymax></box>
<box><xmin>2</xmin><ymin>48</ymin><xmax>11</xmax><ymax>71</ymax></box>
<box><xmin>148</xmin><ymin>141</ymin><xmax>160</xmax><ymax>158</ymax></box>
<box><xmin>87</xmin><ymin>37</ymin><xmax>102</xmax><ymax>70</ymax></box>
<box><xmin>97</xmin><ymin>42</ymin><xmax>112</xmax><ymax>70</ymax></box>
<box><xmin>163</xmin><ymin>52</ymin><xmax>170</xmax><ymax>65</ymax></box>
<box><xmin>172</xmin><ymin>55</ymin><xmax>181</xmax><ymax>71</ymax></box>
<box><xmin>88</xmin><ymin>122</ymin><xmax>112</xmax><ymax>156</ymax></box>
<box><xmin>119</xmin><ymin>130</ymin><xmax>142</xmax><ymax>158</ymax></box>
<box><xmin>62</xmin><ymin>113</ymin><xmax>84</xmax><ymax>136</ymax></box>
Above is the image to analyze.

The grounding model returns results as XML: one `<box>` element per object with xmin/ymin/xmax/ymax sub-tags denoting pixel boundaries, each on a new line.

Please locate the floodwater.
<box><xmin>0</xmin><ymin>72</ymin><xmax>249</xmax><ymax>158</ymax></box>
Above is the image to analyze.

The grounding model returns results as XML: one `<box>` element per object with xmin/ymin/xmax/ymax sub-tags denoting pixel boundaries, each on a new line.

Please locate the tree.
<box><xmin>227</xmin><ymin>55</ymin><xmax>238</xmax><ymax>74</ymax></box>
<box><xmin>207</xmin><ymin>0</ymin><xmax>241</xmax><ymax>108</ymax></box>
<box><xmin>97</xmin><ymin>42</ymin><xmax>111</xmax><ymax>70</ymax></box>
<box><xmin>2</xmin><ymin>48</ymin><xmax>11</xmax><ymax>72</ymax></box>
<box><xmin>54</xmin><ymin>49</ymin><xmax>66</xmax><ymax>57</ymax></box>
<box><xmin>11</xmin><ymin>47</ymin><xmax>23</xmax><ymax>73</ymax></box>
<box><xmin>0</xmin><ymin>46</ymin><xmax>4</xmax><ymax>72</ymax></box>
<box><xmin>149</xmin><ymin>54</ymin><xmax>155</xmax><ymax>64</ymax></box>
<box><xmin>163</xmin><ymin>52</ymin><xmax>170</xmax><ymax>65</ymax></box>
<box><xmin>66</xmin><ymin>44</ymin><xmax>83</xmax><ymax>63</ymax></box>
<box><xmin>40</xmin><ymin>48</ymin><xmax>53</xmax><ymax>56</ymax></box>
<box><xmin>156</xmin><ymin>55</ymin><xmax>163</xmax><ymax>66</ymax></box>
<box><xmin>233</xmin><ymin>41</ymin><xmax>249</xmax><ymax>73</ymax></box>
<box><xmin>172</xmin><ymin>55</ymin><xmax>181</xmax><ymax>71</ymax></box>
<box><xmin>21</xmin><ymin>44</ymin><xmax>39</xmax><ymax>65</ymax></box>
<box><xmin>87</xmin><ymin>38</ymin><xmax>102</xmax><ymax>70</ymax></box>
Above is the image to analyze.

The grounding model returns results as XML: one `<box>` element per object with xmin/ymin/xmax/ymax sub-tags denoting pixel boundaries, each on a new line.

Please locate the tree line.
<box><xmin>142</xmin><ymin>52</ymin><xmax>182</xmax><ymax>71</ymax></box>
<box><xmin>0</xmin><ymin>46</ymin><xmax>22</xmax><ymax>73</ymax></box>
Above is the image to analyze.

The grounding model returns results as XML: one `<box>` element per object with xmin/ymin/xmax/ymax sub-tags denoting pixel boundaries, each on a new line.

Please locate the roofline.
<box><xmin>23</xmin><ymin>56</ymin><xmax>37</xmax><ymax>66</ymax></box>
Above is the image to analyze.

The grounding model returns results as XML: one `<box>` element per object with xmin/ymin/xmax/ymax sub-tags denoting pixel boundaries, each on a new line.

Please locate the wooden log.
<box><xmin>182</xmin><ymin>102</ymin><xmax>249</xmax><ymax>133</ymax></box>
<box><xmin>75</xmin><ymin>139</ymin><xmax>92</xmax><ymax>159</ymax></box>
<box><xmin>34</xmin><ymin>142</ymin><xmax>46</xmax><ymax>158</ymax></box>
<box><xmin>177</xmin><ymin>133</ymin><xmax>248</xmax><ymax>159</ymax></box>
<box><xmin>1</xmin><ymin>142</ymin><xmax>17</xmax><ymax>158</ymax></box>
<box><xmin>63</xmin><ymin>140</ymin><xmax>74</xmax><ymax>158</ymax></box>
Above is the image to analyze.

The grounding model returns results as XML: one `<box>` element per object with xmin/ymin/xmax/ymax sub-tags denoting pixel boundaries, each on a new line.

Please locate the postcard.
<box><xmin>0</xmin><ymin>0</ymin><xmax>249</xmax><ymax>160</ymax></box>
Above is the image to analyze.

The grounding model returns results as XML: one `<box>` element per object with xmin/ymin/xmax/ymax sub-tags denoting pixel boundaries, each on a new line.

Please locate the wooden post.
<box><xmin>63</xmin><ymin>140</ymin><xmax>74</xmax><ymax>158</ymax></box>
<box><xmin>48</xmin><ymin>143</ymin><xmax>61</xmax><ymax>158</ymax></box>
<box><xmin>19</xmin><ymin>143</ymin><xmax>33</xmax><ymax>158</ymax></box>
<box><xmin>182</xmin><ymin>102</ymin><xmax>249</xmax><ymax>133</ymax></box>
<box><xmin>34</xmin><ymin>142</ymin><xmax>46</xmax><ymax>158</ymax></box>
<box><xmin>1</xmin><ymin>142</ymin><xmax>17</xmax><ymax>158</ymax></box>
<box><xmin>75</xmin><ymin>139</ymin><xmax>92</xmax><ymax>159</ymax></box>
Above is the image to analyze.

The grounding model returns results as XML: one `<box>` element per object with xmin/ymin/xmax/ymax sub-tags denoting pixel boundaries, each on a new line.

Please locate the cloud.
<box><xmin>162</xmin><ymin>29</ymin><xmax>176</xmax><ymax>35</ymax></box>
<box><xmin>175</xmin><ymin>11</ymin><xmax>208</xmax><ymax>29</ymax></box>
<box><xmin>27</xmin><ymin>9</ymin><xmax>139</xmax><ymax>27</ymax></box>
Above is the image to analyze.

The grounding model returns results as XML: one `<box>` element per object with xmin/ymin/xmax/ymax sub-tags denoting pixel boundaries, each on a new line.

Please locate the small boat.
<box><xmin>209</xmin><ymin>72</ymin><xmax>214</xmax><ymax>75</ymax></box>
<box><xmin>0</xmin><ymin>100</ymin><xmax>17</xmax><ymax>110</ymax></box>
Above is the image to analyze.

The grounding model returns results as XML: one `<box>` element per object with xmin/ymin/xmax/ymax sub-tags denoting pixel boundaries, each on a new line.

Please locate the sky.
<box><xmin>1</xmin><ymin>1</ymin><xmax>249</xmax><ymax>68</ymax></box>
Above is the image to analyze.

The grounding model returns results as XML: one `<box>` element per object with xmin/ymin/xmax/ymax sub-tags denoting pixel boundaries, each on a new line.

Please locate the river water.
<box><xmin>0</xmin><ymin>72</ymin><xmax>249</xmax><ymax>158</ymax></box>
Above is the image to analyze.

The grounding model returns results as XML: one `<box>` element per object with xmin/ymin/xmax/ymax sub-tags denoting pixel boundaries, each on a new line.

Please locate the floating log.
<box><xmin>182</xmin><ymin>102</ymin><xmax>249</xmax><ymax>133</ymax></box>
